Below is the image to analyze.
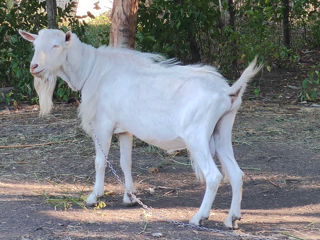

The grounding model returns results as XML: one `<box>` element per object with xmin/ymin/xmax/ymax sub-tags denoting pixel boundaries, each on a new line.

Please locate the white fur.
<box><xmin>19</xmin><ymin>29</ymin><xmax>262</xmax><ymax>229</ymax></box>
<box><xmin>33</xmin><ymin>76</ymin><xmax>56</xmax><ymax>116</ymax></box>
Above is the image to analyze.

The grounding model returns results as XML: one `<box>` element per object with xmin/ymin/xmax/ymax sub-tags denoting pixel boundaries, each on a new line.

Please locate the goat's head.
<box><xmin>19</xmin><ymin>29</ymin><xmax>72</xmax><ymax>78</ymax></box>
<box><xmin>19</xmin><ymin>29</ymin><xmax>73</xmax><ymax>116</ymax></box>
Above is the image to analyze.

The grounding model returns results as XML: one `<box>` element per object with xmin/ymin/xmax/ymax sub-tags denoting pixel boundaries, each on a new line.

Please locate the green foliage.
<box><xmin>55</xmin><ymin>78</ymin><xmax>73</xmax><ymax>102</ymax></box>
<box><xmin>137</xmin><ymin>0</ymin><xmax>319</xmax><ymax>79</ymax></box>
<box><xmin>1</xmin><ymin>90</ymin><xmax>14</xmax><ymax>106</ymax></box>
<box><xmin>291</xmin><ymin>0</ymin><xmax>320</xmax><ymax>48</ymax></box>
<box><xmin>136</xmin><ymin>0</ymin><xmax>269</xmax><ymax>77</ymax></box>
<box><xmin>82</xmin><ymin>13</ymin><xmax>110</xmax><ymax>47</ymax></box>
<box><xmin>137</xmin><ymin>0</ymin><xmax>220</xmax><ymax>63</ymax></box>
<box><xmin>301</xmin><ymin>64</ymin><xmax>320</xmax><ymax>102</ymax></box>
<box><xmin>0</xmin><ymin>0</ymin><xmax>47</xmax><ymax>104</ymax></box>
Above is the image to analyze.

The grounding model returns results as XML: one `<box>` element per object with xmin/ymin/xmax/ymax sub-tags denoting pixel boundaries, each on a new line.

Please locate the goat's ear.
<box><xmin>19</xmin><ymin>29</ymin><xmax>37</xmax><ymax>42</ymax></box>
<box><xmin>65</xmin><ymin>31</ymin><xmax>72</xmax><ymax>44</ymax></box>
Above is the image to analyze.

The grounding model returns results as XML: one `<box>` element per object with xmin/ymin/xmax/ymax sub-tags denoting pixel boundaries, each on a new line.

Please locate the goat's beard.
<box><xmin>34</xmin><ymin>75</ymin><xmax>57</xmax><ymax>116</ymax></box>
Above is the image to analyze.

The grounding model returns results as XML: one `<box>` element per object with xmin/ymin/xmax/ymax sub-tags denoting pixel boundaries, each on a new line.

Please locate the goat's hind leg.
<box><xmin>209</xmin><ymin>137</ymin><xmax>228</xmax><ymax>183</ymax></box>
<box><xmin>214</xmin><ymin>111</ymin><xmax>243</xmax><ymax>229</ymax></box>
<box><xmin>119</xmin><ymin>132</ymin><xmax>137</xmax><ymax>206</ymax></box>
<box><xmin>188</xmin><ymin>134</ymin><xmax>222</xmax><ymax>226</ymax></box>
<box><xmin>86</xmin><ymin>123</ymin><xmax>113</xmax><ymax>206</ymax></box>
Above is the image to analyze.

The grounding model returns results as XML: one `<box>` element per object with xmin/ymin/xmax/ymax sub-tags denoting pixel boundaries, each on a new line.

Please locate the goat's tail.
<box><xmin>228</xmin><ymin>56</ymin><xmax>263</xmax><ymax>109</ymax></box>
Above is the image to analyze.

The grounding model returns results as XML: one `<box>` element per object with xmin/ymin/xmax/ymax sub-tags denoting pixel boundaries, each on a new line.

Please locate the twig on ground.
<box><xmin>266</xmin><ymin>179</ymin><xmax>283</xmax><ymax>189</ymax></box>
<box><xmin>280</xmin><ymin>232</ymin><xmax>306</xmax><ymax>240</ymax></box>
<box><xmin>0</xmin><ymin>140</ymin><xmax>71</xmax><ymax>149</ymax></box>
<box><xmin>170</xmin><ymin>159</ymin><xmax>191</xmax><ymax>166</ymax></box>
<box><xmin>138</xmin><ymin>221</ymin><xmax>148</xmax><ymax>235</ymax></box>
<box><xmin>242</xmin><ymin>167</ymin><xmax>261</xmax><ymax>171</ymax></box>
<box><xmin>138</xmin><ymin>209</ymin><xmax>150</xmax><ymax>235</ymax></box>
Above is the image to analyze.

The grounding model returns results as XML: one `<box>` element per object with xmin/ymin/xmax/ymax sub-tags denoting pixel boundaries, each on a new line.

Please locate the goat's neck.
<box><xmin>58</xmin><ymin>39</ymin><xmax>96</xmax><ymax>92</ymax></box>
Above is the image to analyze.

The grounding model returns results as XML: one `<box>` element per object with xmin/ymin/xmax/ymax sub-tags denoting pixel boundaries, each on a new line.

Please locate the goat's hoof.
<box><xmin>189</xmin><ymin>214</ymin><xmax>209</xmax><ymax>226</ymax></box>
<box><xmin>232</xmin><ymin>216</ymin><xmax>241</xmax><ymax>230</ymax></box>
<box><xmin>86</xmin><ymin>193</ymin><xmax>98</xmax><ymax>206</ymax></box>
<box><xmin>224</xmin><ymin>215</ymin><xmax>241</xmax><ymax>230</ymax></box>
<box><xmin>123</xmin><ymin>192</ymin><xmax>138</xmax><ymax>207</ymax></box>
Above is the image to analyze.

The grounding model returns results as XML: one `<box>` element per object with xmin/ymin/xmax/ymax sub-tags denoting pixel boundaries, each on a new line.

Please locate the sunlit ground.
<box><xmin>1</xmin><ymin>181</ymin><xmax>319</xmax><ymax>239</ymax></box>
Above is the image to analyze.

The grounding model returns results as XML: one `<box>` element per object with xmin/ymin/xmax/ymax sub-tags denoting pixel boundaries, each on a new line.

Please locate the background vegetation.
<box><xmin>0</xmin><ymin>0</ymin><xmax>319</xmax><ymax>105</ymax></box>
<box><xmin>137</xmin><ymin>0</ymin><xmax>320</xmax><ymax>93</ymax></box>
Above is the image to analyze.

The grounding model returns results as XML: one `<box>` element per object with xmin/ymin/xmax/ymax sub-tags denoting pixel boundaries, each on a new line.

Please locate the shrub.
<box><xmin>0</xmin><ymin>0</ymin><xmax>47</xmax><ymax>103</ymax></box>
<box><xmin>82</xmin><ymin>12</ymin><xmax>111</xmax><ymax>47</ymax></box>
<box><xmin>137</xmin><ymin>0</ymin><xmax>318</xmax><ymax>79</ymax></box>
<box><xmin>301</xmin><ymin>64</ymin><xmax>320</xmax><ymax>102</ymax></box>
<box><xmin>137</xmin><ymin>0</ymin><xmax>277</xmax><ymax>78</ymax></box>
<box><xmin>137</xmin><ymin>0</ymin><xmax>220</xmax><ymax>64</ymax></box>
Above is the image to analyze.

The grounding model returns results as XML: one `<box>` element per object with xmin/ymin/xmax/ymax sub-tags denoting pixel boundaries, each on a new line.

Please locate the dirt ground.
<box><xmin>0</xmin><ymin>60</ymin><xmax>320</xmax><ymax>240</ymax></box>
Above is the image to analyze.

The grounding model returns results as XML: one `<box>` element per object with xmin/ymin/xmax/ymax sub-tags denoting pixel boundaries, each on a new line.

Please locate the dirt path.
<box><xmin>0</xmin><ymin>102</ymin><xmax>319</xmax><ymax>240</ymax></box>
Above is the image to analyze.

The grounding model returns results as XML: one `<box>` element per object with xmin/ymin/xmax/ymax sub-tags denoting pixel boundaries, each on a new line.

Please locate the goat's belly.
<box><xmin>143</xmin><ymin>137</ymin><xmax>186</xmax><ymax>153</ymax></box>
<box><xmin>114</xmin><ymin>126</ymin><xmax>186</xmax><ymax>153</ymax></box>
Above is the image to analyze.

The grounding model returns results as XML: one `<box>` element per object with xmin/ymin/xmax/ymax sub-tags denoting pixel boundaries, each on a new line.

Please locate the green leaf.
<box><xmin>266</xmin><ymin>65</ymin><xmax>271</xmax><ymax>72</ymax></box>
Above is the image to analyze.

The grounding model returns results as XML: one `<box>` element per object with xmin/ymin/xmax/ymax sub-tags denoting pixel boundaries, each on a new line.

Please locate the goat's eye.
<box><xmin>52</xmin><ymin>45</ymin><xmax>59</xmax><ymax>49</ymax></box>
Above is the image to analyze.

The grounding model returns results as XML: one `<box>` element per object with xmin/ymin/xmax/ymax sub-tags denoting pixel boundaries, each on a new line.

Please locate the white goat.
<box><xmin>19</xmin><ymin>29</ymin><xmax>262</xmax><ymax>229</ymax></box>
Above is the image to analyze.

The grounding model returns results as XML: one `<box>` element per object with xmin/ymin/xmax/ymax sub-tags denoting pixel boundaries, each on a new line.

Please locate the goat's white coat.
<box><xmin>33</xmin><ymin>76</ymin><xmax>56</xmax><ymax>116</ymax></box>
<box><xmin>19</xmin><ymin>29</ymin><xmax>262</xmax><ymax>229</ymax></box>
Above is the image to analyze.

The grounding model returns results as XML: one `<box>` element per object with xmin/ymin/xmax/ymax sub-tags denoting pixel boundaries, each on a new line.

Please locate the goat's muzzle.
<box><xmin>30</xmin><ymin>64</ymin><xmax>43</xmax><ymax>76</ymax></box>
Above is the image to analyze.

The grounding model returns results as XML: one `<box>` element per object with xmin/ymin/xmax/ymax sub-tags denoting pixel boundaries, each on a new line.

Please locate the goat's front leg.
<box><xmin>119</xmin><ymin>132</ymin><xmax>137</xmax><ymax>206</ymax></box>
<box><xmin>86</xmin><ymin>124</ymin><xmax>113</xmax><ymax>206</ymax></box>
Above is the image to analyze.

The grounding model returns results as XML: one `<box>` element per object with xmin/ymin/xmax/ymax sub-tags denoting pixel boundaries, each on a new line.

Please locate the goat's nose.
<box><xmin>30</xmin><ymin>64</ymin><xmax>38</xmax><ymax>71</ymax></box>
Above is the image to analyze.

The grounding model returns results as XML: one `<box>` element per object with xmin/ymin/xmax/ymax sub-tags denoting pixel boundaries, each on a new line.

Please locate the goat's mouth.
<box><xmin>30</xmin><ymin>69</ymin><xmax>44</xmax><ymax>76</ymax></box>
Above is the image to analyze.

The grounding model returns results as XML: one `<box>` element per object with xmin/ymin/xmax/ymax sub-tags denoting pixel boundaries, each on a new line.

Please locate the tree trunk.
<box><xmin>282</xmin><ymin>0</ymin><xmax>290</xmax><ymax>48</ymax></box>
<box><xmin>217</xmin><ymin>0</ymin><xmax>225</xmax><ymax>30</ymax></box>
<box><xmin>46</xmin><ymin>0</ymin><xmax>57</xmax><ymax>29</ymax></box>
<box><xmin>188</xmin><ymin>31</ymin><xmax>201</xmax><ymax>63</ymax></box>
<box><xmin>228</xmin><ymin>0</ymin><xmax>238</xmax><ymax>76</ymax></box>
<box><xmin>228</xmin><ymin>0</ymin><xmax>235</xmax><ymax>31</ymax></box>
<box><xmin>109</xmin><ymin>0</ymin><xmax>139</xmax><ymax>48</ymax></box>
